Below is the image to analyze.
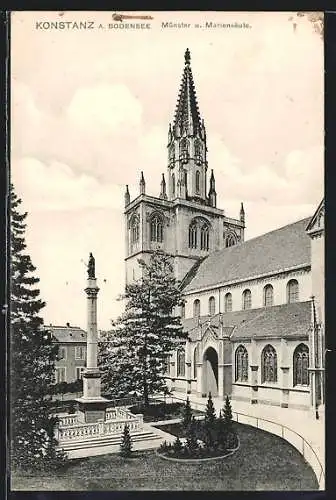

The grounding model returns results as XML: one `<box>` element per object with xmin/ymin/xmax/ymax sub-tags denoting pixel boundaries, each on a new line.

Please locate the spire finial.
<box><xmin>185</xmin><ymin>48</ymin><xmax>191</xmax><ymax>65</ymax></box>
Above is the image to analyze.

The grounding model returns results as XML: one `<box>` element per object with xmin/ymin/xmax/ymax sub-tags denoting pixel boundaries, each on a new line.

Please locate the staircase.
<box><xmin>58</xmin><ymin>424</ymin><xmax>175</xmax><ymax>459</ymax></box>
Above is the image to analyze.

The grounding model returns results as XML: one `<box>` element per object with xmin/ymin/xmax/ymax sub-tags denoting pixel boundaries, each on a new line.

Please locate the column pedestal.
<box><xmin>75</xmin><ymin>371</ymin><xmax>110</xmax><ymax>423</ymax></box>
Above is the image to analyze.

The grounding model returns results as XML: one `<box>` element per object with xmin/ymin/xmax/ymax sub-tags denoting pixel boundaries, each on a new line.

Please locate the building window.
<box><xmin>169</xmin><ymin>144</ymin><xmax>175</xmax><ymax>163</ymax></box>
<box><xmin>193</xmin><ymin>299</ymin><xmax>200</xmax><ymax>318</ymax></box>
<box><xmin>189</xmin><ymin>224</ymin><xmax>197</xmax><ymax>249</ymax></box>
<box><xmin>293</xmin><ymin>344</ymin><xmax>309</xmax><ymax>386</ymax></box>
<box><xmin>58</xmin><ymin>346</ymin><xmax>67</xmax><ymax>360</ymax></box>
<box><xmin>224</xmin><ymin>293</ymin><xmax>232</xmax><ymax>313</ymax></box>
<box><xmin>55</xmin><ymin>367</ymin><xmax>66</xmax><ymax>383</ymax></box>
<box><xmin>193</xmin><ymin>345</ymin><xmax>199</xmax><ymax>378</ymax></box>
<box><xmin>242</xmin><ymin>289</ymin><xmax>252</xmax><ymax>310</ymax></box>
<box><xmin>180</xmin><ymin>303</ymin><xmax>185</xmax><ymax>319</ymax></box>
<box><xmin>287</xmin><ymin>279</ymin><xmax>299</xmax><ymax>304</ymax></box>
<box><xmin>184</xmin><ymin>170</ymin><xmax>188</xmax><ymax>190</ymax></box>
<box><xmin>263</xmin><ymin>284</ymin><xmax>274</xmax><ymax>307</ymax></box>
<box><xmin>130</xmin><ymin>215</ymin><xmax>139</xmax><ymax>244</ymax></box>
<box><xmin>200</xmin><ymin>224</ymin><xmax>209</xmax><ymax>250</ymax></box>
<box><xmin>208</xmin><ymin>296</ymin><xmax>215</xmax><ymax>316</ymax></box>
<box><xmin>180</xmin><ymin>138</ymin><xmax>189</xmax><ymax>163</ymax></box>
<box><xmin>196</xmin><ymin>171</ymin><xmax>200</xmax><ymax>193</ymax></box>
<box><xmin>150</xmin><ymin>215</ymin><xmax>163</xmax><ymax>243</ymax></box>
<box><xmin>235</xmin><ymin>345</ymin><xmax>248</xmax><ymax>382</ymax></box>
<box><xmin>75</xmin><ymin>346</ymin><xmax>86</xmax><ymax>360</ymax></box>
<box><xmin>177</xmin><ymin>349</ymin><xmax>185</xmax><ymax>377</ymax></box>
<box><xmin>76</xmin><ymin>366</ymin><xmax>85</xmax><ymax>380</ymax></box>
<box><xmin>225</xmin><ymin>233</ymin><xmax>237</xmax><ymax>248</ymax></box>
<box><xmin>194</xmin><ymin>140</ymin><xmax>202</xmax><ymax>164</ymax></box>
<box><xmin>164</xmin><ymin>356</ymin><xmax>171</xmax><ymax>375</ymax></box>
<box><xmin>261</xmin><ymin>345</ymin><xmax>277</xmax><ymax>383</ymax></box>
<box><xmin>172</xmin><ymin>173</ymin><xmax>175</xmax><ymax>197</ymax></box>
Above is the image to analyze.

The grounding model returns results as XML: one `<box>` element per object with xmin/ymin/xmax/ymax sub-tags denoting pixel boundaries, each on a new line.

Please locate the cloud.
<box><xmin>66</xmin><ymin>83</ymin><xmax>143</xmax><ymax>133</ymax></box>
<box><xmin>12</xmin><ymin>157</ymin><xmax>130</xmax><ymax>212</ymax></box>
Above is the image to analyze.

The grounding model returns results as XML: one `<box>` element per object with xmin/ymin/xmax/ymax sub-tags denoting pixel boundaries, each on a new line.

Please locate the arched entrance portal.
<box><xmin>202</xmin><ymin>347</ymin><xmax>218</xmax><ymax>397</ymax></box>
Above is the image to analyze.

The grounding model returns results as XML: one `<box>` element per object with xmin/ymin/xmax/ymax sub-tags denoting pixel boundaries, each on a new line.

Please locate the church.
<box><xmin>124</xmin><ymin>49</ymin><xmax>325</xmax><ymax>415</ymax></box>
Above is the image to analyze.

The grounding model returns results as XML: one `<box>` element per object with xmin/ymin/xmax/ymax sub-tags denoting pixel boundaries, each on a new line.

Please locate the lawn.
<box><xmin>11</xmin><ymin>423</ymin><xmax>318</xmax><ymax>491</ymax></box>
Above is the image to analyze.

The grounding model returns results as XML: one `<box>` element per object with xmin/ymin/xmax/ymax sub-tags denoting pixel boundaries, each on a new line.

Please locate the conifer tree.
<box><xmin>120</xmin><ymin>424</ymin><xmax>132</xmax><ymax>457</ymax></box>
<box><xmin>181</xmin><ymin>396</ymin><xmax>193</xmax><ymax>432</ymax></box>
<box><xmin>173</xmin><ymin>435</ymin><xmax>183</xmax><ymax>456</ymax></box>
<box><xmin>103</xmin><ymin>250</ymin><xmax>187</xmax><ymax>407</ymax></box>
<box><xmin>186</xmin><ymin>416</ymin><xmax>199</xmax><ymax>455</ymax></box>
<box><xmin>10</xmin><ymin>184</ymin><xmax>65</xmax><ymax>470</ymax></box>
<box><xmin>203</xmin><ymin>392</ymin><xmax>217</xmax><ymax>449</ymax></box>
<box><xmin>216</xmin><ymin>409</ymin><xmax>227</xmax><ymax>450</ymax></box>
<box><xmin>223</xmin><ymin>395</ymin><xmax>236</xmax><ymax>448</ymax></box>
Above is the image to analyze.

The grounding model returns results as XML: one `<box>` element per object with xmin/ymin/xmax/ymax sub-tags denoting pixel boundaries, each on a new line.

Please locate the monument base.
<box><xmin>75</xmin><ymin>397</ymin><xmax>110</xmax><ymax>423</ymax></box>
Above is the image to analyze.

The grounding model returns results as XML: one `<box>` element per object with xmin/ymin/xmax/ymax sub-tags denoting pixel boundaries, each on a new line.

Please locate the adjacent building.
<box><xmin>47</xmin><ymin>323</ymin><xmax>87</xmax><ymax>384</ymax></box>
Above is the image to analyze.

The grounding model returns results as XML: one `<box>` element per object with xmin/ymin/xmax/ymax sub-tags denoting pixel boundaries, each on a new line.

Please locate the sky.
<box><xmin>11</xmin><ymin>11</ymin><xmax>324</xmax><ymax>330</ymax></box>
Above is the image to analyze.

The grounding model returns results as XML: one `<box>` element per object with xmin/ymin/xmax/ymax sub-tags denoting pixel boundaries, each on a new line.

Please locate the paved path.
<box><xmin>169</xmin><ymin>391</ymin><xmax>325</xmax><ymax>487</ymax></box>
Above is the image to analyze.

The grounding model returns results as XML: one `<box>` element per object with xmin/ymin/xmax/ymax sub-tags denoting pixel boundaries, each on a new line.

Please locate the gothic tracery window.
<box><xmin>287</xmin><ymin>279</ymin><xmax>299</xmax><ymax>304</ymax></box>
<box><xmin>242</xmin><ymin>289</ymin><xmax>252</xmax><ymax>310</ymax></box>
<box><xmin>226</xmin><ymin>233</ymin><xmax>237</xmax><ymax>248</ymax></box>
<box><xmin>150</xmin><ymin>215</ymin><xmax>163</xmax><ymax>243</ymax></box>
<box><xmin>177</xmin><ymin>348</ymin><xmax>185</xmax><ymax>377</ymax></box>
<box><xmin>189</xmin><ymin>224</ymin><xmax>198</xmax><ymax>249</ymax></box>
<box><xmin>180</xmin><ymin>138</ymin><xmax>189</xmax><ymax>163</ymax></box>
<box><xmin>172</xmin><ymin>173</ymin><xmax>175</xmax><ymax>198</ymax></box>
<box><xmin>164</xmin><ymin>355</ymin><xmax>171</xmax><ymax>375</ymax></box>
<box><xmin>194</xmin><ymin>140</ymin><xmax>202</xmax><ymax>165</ymax></box>
<box><xmin>261</xmin><ymin>344</ymin><xmax>277</xmax><ymax>383</ymax></box>
<box><xmin>263</xmin><ymin>284</ymin><xmax>274</xmax><ymax>307</ymax></box>
<box><xmin>130</xmin><ymin>215</ymin><xmax>139</xmax><ymax>244</ymax></box>
<box><xmin>225</xmin><ymin>292</ymin><xmax>232</xmax><ymax>313</ymax></box>
<box><xmin>293</xmin><ymin>343</ymin><xmax>309</xmax><ymax>386</ymax></box>
<box><xmin>235</xmin><ymin>345</ymin><xmax>248</xmax><ymax>382</ymax></box>
<box><xmin>193</xmin><ymin>299</ymin><xmax>200</xmax><ymax>318</ymax></box>
<box><xmin>200</xmin><ymin>224</ymin><xmax>209</xmax><ymax>250</ymax></box>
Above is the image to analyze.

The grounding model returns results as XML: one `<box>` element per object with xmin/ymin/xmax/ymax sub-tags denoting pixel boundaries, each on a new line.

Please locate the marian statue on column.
<box><xmin>87</xmin><ymin>252</ymin><xmax>95</xmax><ymax>279</ymax></box>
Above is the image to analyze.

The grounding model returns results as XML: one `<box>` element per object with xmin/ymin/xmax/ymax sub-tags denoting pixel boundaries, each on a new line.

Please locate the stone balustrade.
<box><xmin>56</xmin><ymin>413</ymin><xmax>144</xmax><ymax>443</ymax></box>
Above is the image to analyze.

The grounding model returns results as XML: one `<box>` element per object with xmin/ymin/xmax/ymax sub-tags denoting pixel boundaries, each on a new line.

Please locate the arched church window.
<box><xmin>293</xmin><ymin>344</ymin><xmax>309</xmax><ymax>386</ymax></box>
<box><xmin>200</xmin><ymin>224</ymin><xmax>209</xmax><ymax>250</ymax></box>
<box><xmin>287</xmin><ymin>279</ymin><xmax>299</xmax><ymax>304</ymax></box>
<box><xmin>193</xmin><ymin>299</ymin><xmax>200</xmax><ymax>318</ymax></box>
<box><xmin>235</xmin><ymin>345</ymin><xmax>248</xmax><ymax>382</ymax></box>
<box><xmin>130</xmin><ymin>215</ymin><xmax>139</xmax><ymax>244</ymax></box>
<box><xmin>172</xmin><ymin>173</ymin><xmax>175</xmax><ymax>197</ymax></box>
<box><xmin>180</xmin><ymin>138</ymin><xmax>189</xmax><ymax>163</ymax></box>
<box><xmin>208</xmin><ymin>296</ymin><xmax>215</xmax><ymax>316</ymax></box>
<box><xmin>263</xmin><ymin>284</ymin><xmax>274</xmax><ymax>307</ymax></box>
<box><xmin>196</xmin><ymin>171</ymin><xmax>201</xmax><ymax>194</ymax></box>
<box><xmin>150</xmin><ymin>215</ymin><xmax>163</xmax><ymax>243</ymax></box>
<box><xmin>193</xmin><ymin>345</ymin><xmax>199</xmax><ymax>378</ymax></box>
<box><xmin>177</xmin><ymin>348</ymin><xmax>185</xmax><ymax>377</ymax></box>
<box><xmin>261</xmin><ymin>344</ymin><xmax>277</xmax><ymax>383</ymax></box>
<box><xmin>224</xmin><ymin>293</ymin><xmax>232</xmax><ymax>313</ymax></box>
<box><xmin>226</xmin><ymin>233</ymin><xmax>237</xmax><ymax>248</ymax></box>
<box><xmin>180</xmin><ymin>303</ymin><xmax>185</xmax><ymax>319</ymax></box>
<box><xmin>189</xmin><ymin>224</ymin><xmax>198</xmax><ymax>249</ymax></box>
<box><xmin>184</xmin><ymin>170</ymin><xmax>188</xmax><ymax>190</ymax></box>
<box><xmin>242</xmin><ymin>289</ymin><xmax>252</xmax><ymax>310</ymax></box>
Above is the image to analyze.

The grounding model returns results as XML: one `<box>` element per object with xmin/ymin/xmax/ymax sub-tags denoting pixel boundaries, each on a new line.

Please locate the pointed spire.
<box><xmin>172</xmin><ymin>49</ymin><xmax>202</xmax><ymax>137</ymax></box>
<box><xmin>139</xmin><ymin>171</ymin><xmax>145</xmax><ymax>195</ymax></box>
<box><xmin>124</xmin><ymin>185</ymin><xmax>130</xmax><ymax>206</ymax></box>
<box><xmin>240</xmin><ymin>202</ymin><xmax>245</xmax><ymax>223</ymax></box>
<box><xmin>208</xmin><ymin>169</ymin><xmax>217</xmax><ymax>207</ymax></box>
<box><xmin>160</xmin><ymin>173</ymin><xmax>167</xmax><ymax>200</ymax></box>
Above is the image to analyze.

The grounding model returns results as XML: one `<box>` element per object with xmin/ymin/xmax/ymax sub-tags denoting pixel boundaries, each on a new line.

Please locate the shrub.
<box><xmin>181</xmin><ymin>397</ymin><xmax>192</xmax><ymax>432</ymax></box>
<box><xmin>172</xmin><ymin>436</ymin><xmax>183</xmax><ymax>456</ymax></box>
<box><xmin>186</xmin><ymin>416</ymin><xmax>199</xmax><ymax>455</ymax></box>
<box><xmin>120</xmin><ymin>424</ymin><xmax>132</xmax><ymax>457</ymax></box>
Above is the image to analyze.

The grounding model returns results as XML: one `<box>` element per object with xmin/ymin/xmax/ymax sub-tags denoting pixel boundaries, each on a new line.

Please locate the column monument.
<box><xmin>76</xmin><ymin>252</ymin><xmax>109</xmax><ymax>423</ymax></box>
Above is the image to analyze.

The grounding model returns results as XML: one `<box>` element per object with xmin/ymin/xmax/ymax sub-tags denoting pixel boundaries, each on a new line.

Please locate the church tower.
<box><xmin>124</xmin><ymin>49</ymin><xmax>245</xmax><ymax>284</ymax></box>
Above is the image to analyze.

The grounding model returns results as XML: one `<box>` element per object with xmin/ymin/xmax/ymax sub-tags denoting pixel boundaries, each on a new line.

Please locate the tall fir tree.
<box><xmin>186</xmin><ymin>416</ymin><xmax>199</xmax><ymax>455</ymax></box>
<box><xmin>102</xmin><ymin>249</ymin><xmax>187</xmax><ymax>407</ymax></box>
<box><xmin>10</xmin><ymin>184</ymin><xmax>65</xmax><ymax>470</ymax></box>
<box><xmin>223</xmin><ymin>395</ymin><xmax>237</xmax><ymax>448</ymax></box>
<box><xmin>181</xmin><ymin>396</ymin><xmax>193</xmax><ymax>432</ymax></box>
<box><xmin>120</xmin><ymin>424</ymin><xmax>132</xmax><ymax>457</ymax></box>
<box><xmin>203</xmin><ymin>392</ymin><xmax>217</xmax><ymax>449</ymax></box>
